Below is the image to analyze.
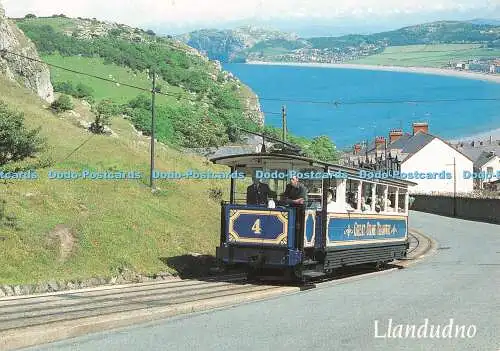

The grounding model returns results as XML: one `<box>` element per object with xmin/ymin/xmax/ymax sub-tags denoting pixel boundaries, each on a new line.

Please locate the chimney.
<box><xmin>388</xmin><ymin>129</ymin><xmax>403</xmax><ymax>143</ymax></box>
<box><xmin>353</xmin><ymin>144</ymin><xmax>361</xmax><ymax>155</ymax></box>
<box><xmin>412</xmin><ymin>122</ymin><xmax>429</xmax><ymax>135</ymax></box>
<box><xmin>375</xmin><ymin>136</ymin><xmax>385</xmax><ymax>150</ymax></box>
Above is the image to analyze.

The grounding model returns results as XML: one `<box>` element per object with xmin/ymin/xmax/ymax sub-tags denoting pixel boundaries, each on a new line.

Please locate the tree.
<box><xmin>50</xmin><ymin>94</ymin><xmax>73</xmax><ymax>113</ymax></box>
<box><xmin>24</xmin><ymin>14</ymin><xmax>37</xmax><ymax>19</ymax></box>
<box><xmin>89</xmin><ymin>99</ymin><xmax>116</xmax><ymax>134</ymax></box>
<box><xmin>306</xmin><ymin>135</ymin><xmax>338</xmax><ymax>162</ymax></box>
<box><xmin>0</xmin><ymin>102</ymin><xmax>45</xmax><ymax>166</ymax></box>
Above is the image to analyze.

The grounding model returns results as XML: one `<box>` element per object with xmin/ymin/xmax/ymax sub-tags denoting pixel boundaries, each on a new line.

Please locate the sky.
<box><xmin>2</xmin><ymin>0</ymin><xmax>500</xmax><ymax>36</ymax></box>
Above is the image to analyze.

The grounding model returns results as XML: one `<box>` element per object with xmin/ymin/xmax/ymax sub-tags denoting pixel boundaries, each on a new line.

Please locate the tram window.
<box><xmin>267</xmin><ymin>169</ymin><xmax>287</xmax><ymax>197</ymax></box>
<box><xmin>234</xmin><ymin>172</ymin><xmax>252</xmax><ymax>205</ymax></box>
<box><xmin>237</xmin><ymin>169</ymin><xmax>282</xmax><ymax>205</ymax></box>
<box><xmin>387</xmin><ymin>186</ymin><xmax>398</xmax><ymax>212</ymax></box>
<box><xmin>375</xmin><ymin>184</ymin><xmax>388</xmax><ymax>213</ymax></box>
<box><xmin>346</xmin><ymin>179</ymin><xmax>359</xmax><ymax>210</ymax></box>
<box><xmin>302</xmin><ymin>176</ymin><xmax>322</xmax><ymax>209</ymax></box>
<box><xmin>361</xmin><ymin>182</ymin><xmax>374</xmax><ymax>211</ymax></box>
<box><xmin>398</xmin><ymin>188</ymin><xmax>408</xmax><ymax>213</ymax></box>
<box><xmin>325</xmin><ymin>178</ymin><xmax>347</xmax><ymax>212</ymax></box>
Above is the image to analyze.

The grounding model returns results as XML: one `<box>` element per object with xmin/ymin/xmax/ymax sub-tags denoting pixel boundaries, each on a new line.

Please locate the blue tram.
<box><xmin>211</xmin><ymin>152</ymin><xmax>416</xmax><ymax>280</ymax></box>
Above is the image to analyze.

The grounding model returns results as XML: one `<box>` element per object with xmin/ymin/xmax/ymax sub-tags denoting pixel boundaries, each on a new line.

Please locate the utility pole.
<box><xmin>446</xmin><ymin>157</ymin><xmax>457</xmax><ymax>217</ymax></box>
<box><xmin>453</xmin><ymin>157</ymin><xmax>457</xmax><ymax>217</ymax></box>
<box><xmin>281</xmin><ymin>105</ymin><xmax>287</xmax><ymax>143</ymax></box>
<box><xmin>150</xmin><ymin>73</ymin><xmax>157</xmax><ymax>190</ymax></box>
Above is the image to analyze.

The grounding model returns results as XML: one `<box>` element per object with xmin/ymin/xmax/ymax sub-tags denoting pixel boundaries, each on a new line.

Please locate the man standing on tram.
<box><xmin>246</xmin><ymin>173</ymin><xmax>272</xmax><ymax>205</ymax></box>
<box><xmin>281</xmin><ymin>175</ymin><xmax>308</xmax><ymax>206</ymax></box>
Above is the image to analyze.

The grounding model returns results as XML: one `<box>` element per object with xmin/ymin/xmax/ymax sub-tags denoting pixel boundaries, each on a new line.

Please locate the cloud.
<box><xmin>2</xmin><ymin>0</ymin><xmax>499</xmax><ymax>30</ymax></box>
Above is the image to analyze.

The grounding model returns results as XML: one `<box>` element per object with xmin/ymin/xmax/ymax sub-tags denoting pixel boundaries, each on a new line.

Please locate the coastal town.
<box><xmin>246</xmin><ymin>43</ymin><xmax>384</xmax><ymax>64</ymax></box>
<box><xmin>247</xmin><ymin>47</ymin><xmax>500</xmax><ymax>76</ymax></box>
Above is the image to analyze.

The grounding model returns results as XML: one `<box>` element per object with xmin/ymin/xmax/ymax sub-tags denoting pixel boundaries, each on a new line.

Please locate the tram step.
<box><xmin>302</xmin><ymin>270</ymin><xmax>326</xmax><ymax>278</ymax></box>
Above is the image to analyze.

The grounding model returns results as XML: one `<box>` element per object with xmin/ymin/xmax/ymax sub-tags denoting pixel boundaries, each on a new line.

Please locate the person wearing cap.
<box><xmin>246</xmin><ymin>175</ymin><xmax>271</xmax><ymax>205</ymax></box>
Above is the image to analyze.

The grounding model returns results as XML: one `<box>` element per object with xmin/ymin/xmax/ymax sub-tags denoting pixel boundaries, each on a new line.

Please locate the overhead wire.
<box><xmin>0</xmin><ymin>49</ymin><xmax>278</xmax><ymax>115</ymax></box>
<box><xmin>2</xmin><ymin>49</ymin><xmax>500</xmax><ymax>109</ymax></box>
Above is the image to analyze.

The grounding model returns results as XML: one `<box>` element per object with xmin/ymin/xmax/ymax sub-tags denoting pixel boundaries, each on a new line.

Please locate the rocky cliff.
<box><xmin>177</xmin><ymin>25</ymin><xmax>299</xmax><ymax>63</ymax></box>
<box><xmin>0</xmin><ymin>3</ymin><xmax>54</xmax><ymax>102</ymax></box>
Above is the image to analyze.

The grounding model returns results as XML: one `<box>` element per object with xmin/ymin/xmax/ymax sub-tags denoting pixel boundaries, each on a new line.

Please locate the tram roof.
<box><xmin>210</xmin><ymin>152</ymin><xmax>417</xmax><ymax>188</ymax></box>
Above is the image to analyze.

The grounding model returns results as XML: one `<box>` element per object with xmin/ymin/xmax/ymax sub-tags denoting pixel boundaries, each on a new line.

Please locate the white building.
<box><xmin>398</xmin><ymin>135</ymin><xmax>473</xmax><ymax>194</ymax></box>
<box><xmin>453</xmin><ymin>140</ymin><xmax>500</xmax><ymax>191</ymax></box>
<box><xmin>475</xmin><ymin>151</ymin><xmax>500</xmax><ymax>188</ymax></box>
<box><xmin>342</xmin><ymin>122</ymin><xmax>474</xmax><ymax>194</ymax></box>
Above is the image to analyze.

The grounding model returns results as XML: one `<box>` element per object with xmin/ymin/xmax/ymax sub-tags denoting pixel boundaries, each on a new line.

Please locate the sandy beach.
<box><xmin>246</xmin><ymin>60</ymin><xmax>500</xmax><ymax>142</ymax></box>
<box><xmin>448</xmin><ymin>128</ymin><xmax>500</xmax><ymax>144</ymax></box>
<box><xmin>246</xmin><ymin>61</ymin><xmax>500</xmax><ymax>84</ymax></box>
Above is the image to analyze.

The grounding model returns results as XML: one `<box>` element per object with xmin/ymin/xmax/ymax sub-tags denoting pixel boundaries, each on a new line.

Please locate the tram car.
<box><xmin>211</xmin><ymin>152</ymin><xmax>416</xmax><ymax>281</ymax></box>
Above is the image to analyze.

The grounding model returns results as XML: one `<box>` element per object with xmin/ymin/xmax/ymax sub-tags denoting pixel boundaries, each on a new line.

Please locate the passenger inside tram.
<box><xmin>326</xmin><ymin>188</ymin><xmax>336</xmax><ymax>212</ymax></box>
<box><xmin>320</xmin><ymin>178</ymin><xmax>408</xmax><ymax>215</ymax></box>
<box><xmin>238</xmin><ymin>169</ymin><xmax>409</xmax><ymax>215</ymax></box>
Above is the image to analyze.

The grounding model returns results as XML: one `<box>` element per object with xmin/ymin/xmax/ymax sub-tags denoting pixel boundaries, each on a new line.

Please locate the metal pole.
<box><xmin>229</xmin><ymin>166</ymin><xmax>235</xmax><ymax>204</ymax></box>
<box><xmin>453</xmin><ymin>157</ymin><xmax>456</xmax><ymax>217</ymax></box>
<box><xmin>150</xmin><ymin>73</ymin><xmax>156</xmax><ymax>189</ymax></box>
<box><xmin>281</xmin><ymin>105</ymin><xmax>287</xmax><ymax>143</ymax></box>
<box><xmin>384</xmin><ymin>139</ymin><xmax>388</xmax><ymax>169</ymax></box>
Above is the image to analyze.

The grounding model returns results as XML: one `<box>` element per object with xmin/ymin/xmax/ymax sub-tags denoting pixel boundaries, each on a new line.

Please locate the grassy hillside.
<box><xmin>0</xmin><ymin>75</ymin><xmax>235</xmax><ymax>285</ymax></box>
<box><xmin>348</xmin><ymin>44</ymin><xmax>500</xmax><ymax>67</ymax></box>
<box><xmin>14</xmin><ymin>16</ymin><xmax>338</xmax><ymax>159</ymax></box>
<box><xmin>15</xmin><ymin>16</ymin><xmax>263</xmax><ymax>149</ymax></box>
<box><xmin>44</xmin><ymin>54</ymin><xmax>183</xmax><ymax>104</ymax></box>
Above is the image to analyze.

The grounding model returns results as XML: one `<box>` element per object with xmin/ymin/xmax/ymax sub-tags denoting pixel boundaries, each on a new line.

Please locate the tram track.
<box><xmin>0</xmin><ymin>229</ymin><xmax>432</xmax><ymax>351</ymax></box>
<box><xmin>407</xmin><ymin>232</ymin><xmax>420</xmax><ymax>255</ymax></box>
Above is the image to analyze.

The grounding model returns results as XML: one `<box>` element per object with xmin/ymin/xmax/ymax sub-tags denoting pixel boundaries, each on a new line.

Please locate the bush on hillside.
<box><xmin>74</xmin><ymin>83</ymin><xmax>94</xmax><ymax>99</ymax></box>
<box><xmin>53</xmin><ymin>81</ymin><xmax>94</xmax><ymax>101</ymax></box>
<box><xmin>53</xmin><ymin>81</ymin><xmax>76</xmax><ymax>95</ymax></box>
<box><xmin>89</xmin><ymin>99</ymin><xmax>117</xmax><ymax>134</ymax></box>
<box><xmin>50</xmin><ymin>94</ymin><xmax>74</xmax><ymax>113</ymax></box>
<box><xmin>0</xmin><ymin>102</ymin><xmax>45</xmax><ymax>166</ymax></box>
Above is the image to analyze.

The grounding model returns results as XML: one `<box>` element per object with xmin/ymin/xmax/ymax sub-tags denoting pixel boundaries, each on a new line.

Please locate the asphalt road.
<box><xmin>26</xmin><ymin>211</ymin><xmax>499</xmax><ymax>351</ymax></box>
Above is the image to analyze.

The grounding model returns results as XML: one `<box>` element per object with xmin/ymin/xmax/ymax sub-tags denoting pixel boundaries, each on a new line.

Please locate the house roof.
<box><xmin>190</xmin><ymin>145</ymin><xmax>257</xmax><ymax>158</ymax></box>
<box><xmin>474</xmin><ymin>151</ymin><xmax>499</xmax><ymax>168</ymax></box>
<box><xmin>458</xmin><ymin>144</ymin><xmax>500</xmax><ymax>163</ymax></box>
<box><xmin>347</xmin><ymin>130</ymin><xmax>477</xmax><ymax>165</ymax></box>
<box><xmin>399</xmin><ymin>132</ymin><xmax>435</xmax><ymax>155</ymax></box>
<box><xmin>388</xmin><ymin>135</ymin><xmax>412</xmax><ymax>150</ymax></box>
<box><xmin>386</xmin><ymin>131</ymin><xmax>472</xmax><ymax>164</ymax></box>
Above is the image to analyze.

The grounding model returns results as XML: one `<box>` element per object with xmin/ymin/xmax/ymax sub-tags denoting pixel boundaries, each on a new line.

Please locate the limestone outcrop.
<box><xmin>0</xmin><ymin>2</ymin><xmax>54</xmax><ymax>102</ymax></box>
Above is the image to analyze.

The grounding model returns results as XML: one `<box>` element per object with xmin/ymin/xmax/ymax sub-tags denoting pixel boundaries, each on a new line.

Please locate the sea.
<box><xmin>223</xmin><ymin>63</ymin><xmax>500</xmax><ymax>149</ymax></box>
